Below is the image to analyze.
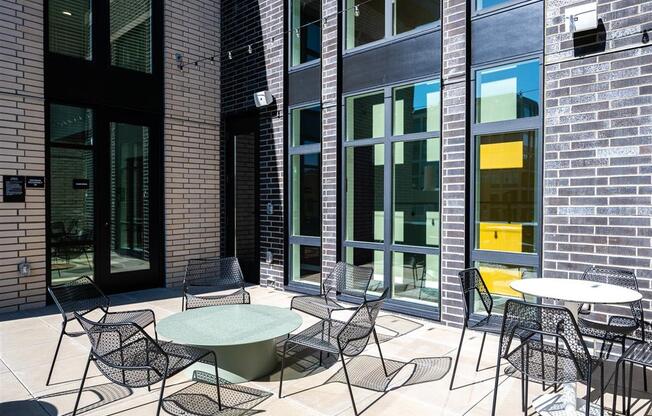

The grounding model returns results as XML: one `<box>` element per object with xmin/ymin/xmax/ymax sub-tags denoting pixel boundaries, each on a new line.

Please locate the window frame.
<box><xmin>468</xmin><ymin>55</ymin><xmax>544</xmax><ymax>312</ymax></box>
<box><xmin>343</xmin><ymin>0</ymin><xmax>441</xmax><ymax>54</ymax></box>
<box><xmin>287</xmin><ymin>102</ymin><xmax>323</xmax><ymax>290</ymax></box>
<box><xmin>340</xmin><ymin>76</ymin><xmax>442</xmax><ymax>318</ymax></box>
<box><xmin>472</xmin><ymin>0</ymin><xmax>539</xmax><ymax>18</ymax></box>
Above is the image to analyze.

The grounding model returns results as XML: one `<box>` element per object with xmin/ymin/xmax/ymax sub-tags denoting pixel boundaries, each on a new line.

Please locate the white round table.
<box><xmin>510</xmin><ymin>278</ymin><xmax>642</xmax><ymax>416</ymax></box>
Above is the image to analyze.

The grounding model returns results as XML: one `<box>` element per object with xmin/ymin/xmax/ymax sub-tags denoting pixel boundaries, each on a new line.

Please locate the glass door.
<box><xmin>95</xmin><ymin>111</ymin><xmax>162</xmax><ymax>292</ymax></box>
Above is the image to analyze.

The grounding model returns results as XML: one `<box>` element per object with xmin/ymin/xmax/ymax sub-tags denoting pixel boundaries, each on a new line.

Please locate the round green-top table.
<box><xmin>157</xmin><ymin>304</ymin><xmax>302</xmax><ymax>382</ymax></box>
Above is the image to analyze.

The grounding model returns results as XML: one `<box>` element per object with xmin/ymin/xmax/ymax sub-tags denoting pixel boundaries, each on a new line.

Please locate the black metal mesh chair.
<box><xmin>46</xmin><ymin>276</ymin><xmax>156</xmax><ymax>385</ymax></box>
<box><xmin>182</xmin><ymin>257</ymin><xmax>251</xmax><ymax>310</ymax></box>
<box><xmin>279</xmin><ymin>288</ymin><xmax>389</xmax><ymax>416</ymax></box>
<box><xmin>612</xmin><ymin>319</ymin><xmax>652</xmax><ymax>415</ymax></box>
<box><xmin>290</xmin><ymin>262</ymin><xmax>373</xmax><ymax>321</ymax></box>
<box><xmin>577</xmin><ymin>266</ymin><xmax>643</xmax><ymax>358</ymax></box>
<box><xmin>450</xmin><ymin>268</ymin><xmax>513</xmax><ymax>390</ymax></box>
<box><xmin>72</xmin><ymin>313</ymin><xmax>221</xmax><ymax>416</ymax></box>
<box><xmin>491</xmin><ymin>299</ymin><xmax>606</xmax><ymax>416</ymax></box>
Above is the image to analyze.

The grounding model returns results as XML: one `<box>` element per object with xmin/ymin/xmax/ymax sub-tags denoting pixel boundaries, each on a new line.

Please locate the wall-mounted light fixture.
<box><xmin>17</xmin><ymin>258</ymin><xmax>30</xmax><ymax>277</ymax></box>
<box><xmin>265</xmin><ymin>250</ymin><xmax>273</xmax><ymax>264</ymax></box>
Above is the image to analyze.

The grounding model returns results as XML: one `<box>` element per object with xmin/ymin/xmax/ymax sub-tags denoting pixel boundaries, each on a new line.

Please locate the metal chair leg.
<box><xmin>156</xmin><ymin>367</ymin><xmax>168</xmax><ymax>416</ymax></box>
<box><xmin>585</xmin><ymin>369</ymin><xmax>592</xmax><ymax>416</ymax></box>
<box><xmin>476</xmin><ymin>332</ymin><xmax>486</xmax><ymax>372</ymax></box>
<box><xmin>449</xmin><ymin>325</ymin><xmax>467</xmax><ymax>390</ymax></box>
<box><xmin>340</xmin><ymin>353</ymin><xmax>358</xmax><ymax>416</ymax></box>
<box><xmin>600</xmin><ymin>362</ymin><xmax>604</xmax><ymax>416</ymax></box>
<box><xmin>612</xmin><ymin>358</ymin><xmax>621</xmax><ymax>416</ymax></box>
<box><xmin>72</xmin><ymin>354</ymin><xmax>92</xmax><ymax>416</ymax></box>
<box><xmin>47</xmin><ymin>322</ymin><xmax>67</xmax><ymax>385</ymax></box>
<box><xmin>278</xmin><ymin>341</ymin><xmax>289</xmax><ymax>398</ymax></box>
<box><xmin>627</xmin><ymin>362</ymin><xmax>633</xmax><ymax>416</ymax></box>
<box><xmin>491</xmin><ymin>350</ymin><xmax>502</xmax><ymax>416</ymax></box>
<box><xmin>373</xmin><ymin>329</ymin><xmax>389</xmax><ymax>377</ymax></box>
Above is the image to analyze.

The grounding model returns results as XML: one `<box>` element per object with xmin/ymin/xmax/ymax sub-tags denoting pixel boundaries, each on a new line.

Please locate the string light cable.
<box><xmin>180</xmin><ymin>0</ymin><xmax>374</xmax><ymax>69</ymax></box>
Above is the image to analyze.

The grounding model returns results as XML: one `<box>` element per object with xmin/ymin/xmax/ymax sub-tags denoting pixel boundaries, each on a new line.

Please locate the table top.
<box><xmin>510</xmin><ymin>278</ymin><xmax>643</xmax><ymax>305</ymax></box>
<box><xmin>157</xmin><ymin>304</ymin><xmax>303</xmax><ymax>347</ymax></box>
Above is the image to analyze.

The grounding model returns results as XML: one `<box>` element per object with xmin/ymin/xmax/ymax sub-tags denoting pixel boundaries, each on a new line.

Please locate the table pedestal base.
<box><xmin>185</xmin><ymin>339</ymin><xmax>279</xmax><ymax>383</ymax></box>
<box><xmin>531</xmin><ymin>392</ymin><xmax>603</xmax><ymax>416</ymax></box>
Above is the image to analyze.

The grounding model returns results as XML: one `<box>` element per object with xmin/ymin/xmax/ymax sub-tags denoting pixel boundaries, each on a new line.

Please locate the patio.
<box><xmin>1</xmin><ymin>285</ymin><xmax>650</xmax><ymax>416</ymax></box>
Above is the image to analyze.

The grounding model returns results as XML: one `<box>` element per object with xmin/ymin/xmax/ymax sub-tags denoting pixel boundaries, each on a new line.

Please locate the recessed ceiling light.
<box><xmin>62</xmin><ymin>11</ymin><xmax>72</xmax><ymax>16</ymax></box>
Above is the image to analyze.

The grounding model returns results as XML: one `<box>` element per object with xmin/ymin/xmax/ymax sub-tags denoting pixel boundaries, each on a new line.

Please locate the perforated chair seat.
<box><xmin>579</xmin><ymin>315</ymin><xmax>638</xmax><ymax>339</ymax></box>
<box><xmin>506</xmin><ymin>340</ymin><xmax>603</xmax><ymax>385</ymax></box>
<box><xmin>185</xmin><ymin>288</ymin><xmax>251</xmax><ymax>309</ymax></box>
<box><xmin>290</xmin><ymin>295</ymin><xmax>345</xmax><ymax>321</ymax></box>
<box><xmin>467</xmin><ymin>314</ymin><xmax>504</xmax><ymax>334</ymax></box>
<box><xmin>286</xmin><ymin>320</ymin><xmax>347</xmax><ymax>355</ymax></box>
<box><xmin>102</xmin><ymin>309</ymin><xmax>156</xmax><ymax>329</ymax></box>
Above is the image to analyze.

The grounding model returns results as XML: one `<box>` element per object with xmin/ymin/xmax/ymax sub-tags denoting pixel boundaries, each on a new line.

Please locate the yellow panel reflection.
<box><xmin>479</xmin><ymin>222</ymin><xmax>522</xmax><ymax>253</ymax></box>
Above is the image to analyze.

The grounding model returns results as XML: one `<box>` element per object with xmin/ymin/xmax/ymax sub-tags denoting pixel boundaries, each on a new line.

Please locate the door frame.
<box><xmin>225</xmin><ymin>112</ymin><xmax>260</xmax><ymax>284</ymax></box>
<box><xmin>45</xmin><ymin>102</ymin><xmax>165</xmax><ymax>294</ymax></box>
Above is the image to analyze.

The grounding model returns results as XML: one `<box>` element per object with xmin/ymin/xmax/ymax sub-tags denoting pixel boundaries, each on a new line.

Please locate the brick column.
<box><xmin>321</xmin><ymin>0</ymin><xmax>339</xmax><ymax>280</ymax></box>
<box><xmin>439</xmin><ymin>0</ymin><xmax>468</xmax><ymax>326</ymax></box>
<box><xmin>163</xmin><ymin>0</ymin><xmax>221</xmax><ymax>287</ymax></box>
<box><xmin>0</xmin><ymin>0</ymin><xmax>46</xmax><ymax>312</ymax></box>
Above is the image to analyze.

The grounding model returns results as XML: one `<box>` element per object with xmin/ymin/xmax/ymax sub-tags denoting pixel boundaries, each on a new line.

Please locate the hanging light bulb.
<box><xmin>323</xmin><ymin>17</ymin><xmax>328</xmax><ymax>28</ymax></box>
<box><xmin>227</xmin><ymin>51</ymin><xmax>232</xmax><ymax>60</ymax></box>
<box><xmin>248</xmin><ymin>44</ymin><xmax>253</xmax><ymax>54</ymax></box>
<box><xmin>354</xmin><ymin>5</ymin><xmax>360</xmax><ymax>17</ymax></box>
<box><xmin>295</xmin><ymin>28</ymin><xmax>300</xmax><ymax>38</ymax></box>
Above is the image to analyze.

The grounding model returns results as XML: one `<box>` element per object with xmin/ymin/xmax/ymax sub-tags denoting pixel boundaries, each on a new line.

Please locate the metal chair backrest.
<box><xmin>458</xmin><ymin>268</ymin><xmax>493</xmax><ymax>320</ymax></box>
<box><xmin>328</xmin><ymin>261</ymin><xmax>373</xmax><ymax>299</ymax></box>
<box><xmin>183</xmin><ymin>257</ymin><xmax>245</xmax><ymax>290</ymax></box>
<box><xmin>337</xmin><ymin>288</ymin><xmax>388</xmax><ymax>356</ymax></box>
<box><xmin>500</xmin><ymin>299</ymin><xmax>593</xmax><ymax>383</ymax></box>
<box><xmin>581</xmin><ymin>265</ymin><xmax>643</xmax><ymax>335</ymax></box>
<box><xmin>75</xmin><ymin>312</ymin><xmax>165</xmax><ymax>387</ymax></box>
<box><xmin>48</xmin><ymin>276</ymin><xmax>109</xmax><ymax>322</ymax></box>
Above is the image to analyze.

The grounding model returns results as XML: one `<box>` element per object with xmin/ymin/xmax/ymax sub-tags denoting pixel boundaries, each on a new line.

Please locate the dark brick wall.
<box><xmin>221</xmin><ymin>0</ymin><xmax>285</xmax><ymax>287</ymax></box>
<box><xmin>544</xmin><ymin>0</ymin><xmax>652</xmax><ymax>320</ymax></box>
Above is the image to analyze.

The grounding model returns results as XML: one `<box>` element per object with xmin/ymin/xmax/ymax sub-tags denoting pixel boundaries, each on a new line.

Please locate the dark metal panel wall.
<box><xmin>471</xmin><ymin>1</ymin><xmax>543</xmax><ymax>66</ymax></box>
<box><xmin>288</xmin><ymin>64</ymin><xmax>321</xmax><ymax>106</ymax></box>
<box><xmin>342</xmin><ymin>30</ymin><xmax>441</xmax><ymax>93</ymax></box>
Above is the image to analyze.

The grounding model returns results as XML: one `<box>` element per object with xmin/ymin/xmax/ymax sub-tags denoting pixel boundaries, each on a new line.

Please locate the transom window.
<box><xmin>345</xmin><ymin>0</ymin><xmax>440</xmax><ymax>50</ymax></box>
<box><xmin>290</xmin><ymin>0</ymin><xmax>321</xmax><ymax>67</ymax></box>
<box><xmin>343</xmin><ymin>79</ymin><xmax>441</xmax><ymax>310</ymax></box>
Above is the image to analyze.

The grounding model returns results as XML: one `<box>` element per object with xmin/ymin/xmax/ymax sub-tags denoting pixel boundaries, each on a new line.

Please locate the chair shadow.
<box><xmin>35</xmin><ymin>382</ymin><xmax>133</xmax><ymax>415</ymax></box>
<box><xmin>0</xmin><ymin>400</ymin><xmax>58</xmax><ymax>416</ymax></box>
<box><xmin>281</xmin><ymin>355</ymin><xmax>451</xmax><ymax>415</ymax></box>
<box><xmin>162</xmin><ymin>371</ymin><xmax>273</xmax><ymax>416</ymax></box>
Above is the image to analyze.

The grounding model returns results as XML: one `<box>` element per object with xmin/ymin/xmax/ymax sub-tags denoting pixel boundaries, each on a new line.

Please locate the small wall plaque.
<box><xmin>3</xmin><ymin>175</ymin><xmax>25</xmax><ymax>203</ymax></box>
<box><xmin>26</xmin><ymin>176</ymin><xmax>45</xmax><ymax>188</ymax></box>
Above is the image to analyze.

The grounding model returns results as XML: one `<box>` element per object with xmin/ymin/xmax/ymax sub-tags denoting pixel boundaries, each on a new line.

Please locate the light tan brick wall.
<box><xmin>0</xmin><ymin>0</ymin><xmax>46</xmax><ymax>312</ymax></box>
<box><xmin>163</xmin><ymin>0</ymin><xmax>222</xmax><ymax>286</ymax></box>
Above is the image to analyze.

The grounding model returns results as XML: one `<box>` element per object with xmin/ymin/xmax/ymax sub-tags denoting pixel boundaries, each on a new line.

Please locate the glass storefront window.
<box><xmin>48</xmin><ymin>0</ymin><xmax>92</xmax><ymax>60</ymax></box>
<box><xmin>50</xmin><ymin>104</ymin><xmax>94</xmax><ymax>146</ymax></box>
<box><xmin>291</xmin><ymin>244</ymin><xmax>321</xmax><ymax>284</ymax></box>
<box><xmin>392</xmin><ymin>252</ymin><xmax>439</xmax><ymax>305</ymax></box>
<box><xmin>345</xmin><ymin>91</ymin><xmax>385</xmax><ymax>141</ymax></box>
<box><xmin>290</xmin><ymin>0</ymin><xmax>321</xmax><ymax>66</ymax></box>
<box><xmin>394</xmin><ymin>0</ymin><xmax>440</xmax><ymax>35</ymax></box>
<box><xmin>291</xmin><ymin>153</ymin><xmax>321</xmax><ymax>237</ymax></box>
<box><xmin>473</xmin><ymin>262</ymin><xmax>536</xmax><ymax>314</ymax></box>
<box><xmin>392</xmin><ymin>139</ymin><xmax>440</xmax><ymax>247</ymax></box>
<box><xmin>475</xmin><ymin>59</ymin><xmax>539</xmax><ymax>123</ymax></box>
<box><xmin>346</xmin><ymin>144</ymin><xmax>385</xmax><ymax>243</ymax></box>
<box><xmin>291</xmin><ymin>106</ymin><xmax>321</xmax><ymax>146</ymax></box>
<box><xmin>393</xmin><ymin>81</ymin><xmax>440</xmax><ymax>135</ymax></box>
<box><xmin>345</xmin><ymin>247</ymin><xmax>385</xmax><ymax>294</ymax></box>
<box><xmin>110</xmin><ymin>0</ymin><xmax>152</xmax><ymax>73</ymax></box>
<box><xmin>475</xmin><ymin>131</ymin><xmax>537</xmax><ymax>254</ymax></box>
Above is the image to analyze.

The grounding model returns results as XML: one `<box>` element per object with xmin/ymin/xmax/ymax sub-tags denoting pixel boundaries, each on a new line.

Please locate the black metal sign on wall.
<box><xmin>26</xmin><ymin>176</ymin><xmax>45</xmax><ymax>188</ymax></box>
<box><xmin>3</xmin><ymin>175</ymin><xmax>25</xmax><ymax>203</ymax></box>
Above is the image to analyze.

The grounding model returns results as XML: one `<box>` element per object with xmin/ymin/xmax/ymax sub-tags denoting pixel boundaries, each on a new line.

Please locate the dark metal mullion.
<box><xmin>471</xmin><ymin>116</ymin><xmax>542</xmax><ymax>136</ymax></box>
<box><xmin>289</xmin><ymin>143</ymin><xmax>321</xmax><ymax>155</ymax></box>
<box><xmin>289</xmin><ymin>236</ymin><xmax>321</xmax><ymax>246</ymax></box>
<box><xmin>383</xmin><ymin>86</ymin><xmax>392</xmax><ymax>297</ymax></box>
<box><xmin>388</xmin><ymin>131</ymin><xmax>440</xmax><ymax>143</ymax></box>
<box><xmin>390</xmin><ymin>244</ymin><xmax>440</xmax><ymax>256</ymax></box>
<box><xmin>472</xmin><ymin>250</ymin><xmax>540</xmax><ymax>268</ymax></box>
<box><xmin>342</xmin><ymin>240</ymin><xmax>385</xmax><ymax>250</ymax></box>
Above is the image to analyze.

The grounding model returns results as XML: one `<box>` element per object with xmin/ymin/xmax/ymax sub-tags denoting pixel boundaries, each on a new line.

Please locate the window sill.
<box><xmin>288</xmin><ymin>59</ymin><xmax>321</xmax><ymax>74</ymax></box>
